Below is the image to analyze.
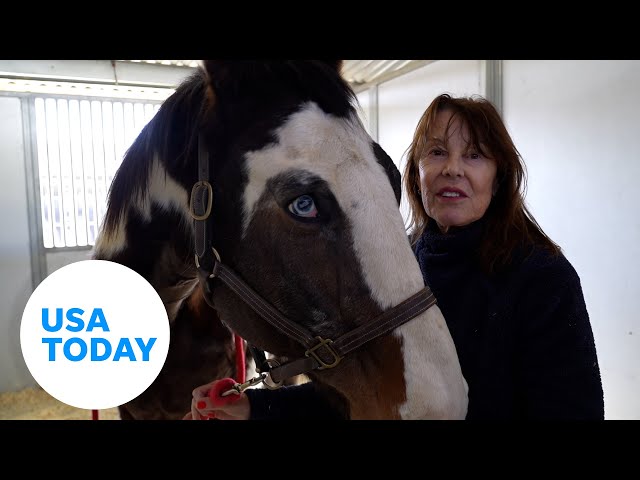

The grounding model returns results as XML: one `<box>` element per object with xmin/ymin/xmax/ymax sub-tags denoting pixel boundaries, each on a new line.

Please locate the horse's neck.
<box><xmin>93</xmin><ymin>155</ymin><xmax>198</xmax><ymax>322</ymax></box>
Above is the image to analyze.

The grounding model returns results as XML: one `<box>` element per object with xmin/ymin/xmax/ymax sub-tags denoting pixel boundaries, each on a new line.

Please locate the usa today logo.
<box><xmin>20</xmin><ymin>260</ymin><xmax>170</xmax><ymax>411</ymax></box>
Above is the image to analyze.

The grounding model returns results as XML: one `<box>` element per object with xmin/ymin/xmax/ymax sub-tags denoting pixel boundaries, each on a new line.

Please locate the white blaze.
<box><xmin>243</xmin><ymin>102</ymin><xmax>466</xmax><ymax>418</ymax></box>
<box><xmin>243</xmin><ymin>102</ymin><xmax>424</xmax><ymax>306</ymax></box>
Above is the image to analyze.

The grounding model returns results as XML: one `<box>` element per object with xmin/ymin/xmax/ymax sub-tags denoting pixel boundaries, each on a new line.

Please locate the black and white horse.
<box><xmin>93</xmin><ymin>60</ymin><xmax>468</xmax><ymax>420</ymax></box>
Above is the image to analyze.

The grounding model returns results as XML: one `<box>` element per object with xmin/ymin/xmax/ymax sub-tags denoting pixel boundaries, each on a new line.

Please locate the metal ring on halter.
<box><xmin>194</xmin><ymin>247</ymin><xmax>222</xmax><ymax>270</ymax></box>
<box><xmin>262</xmin><ymin>358</ymin><xmax>284</xmax><ymax>390</ymax></box>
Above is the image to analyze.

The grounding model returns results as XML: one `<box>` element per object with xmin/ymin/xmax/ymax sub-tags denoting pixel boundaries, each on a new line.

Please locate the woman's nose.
<box><xmin>442</xmin><ymin>154</ymin><xmax>464</xmax><ymax>177</ymax></box>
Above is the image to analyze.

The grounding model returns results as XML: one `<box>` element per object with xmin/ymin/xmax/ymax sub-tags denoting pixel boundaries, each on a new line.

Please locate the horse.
<box><xmin>92</xmin><ymin>60</ymin><xmax>468</xmax><ymax>420</ymax></box>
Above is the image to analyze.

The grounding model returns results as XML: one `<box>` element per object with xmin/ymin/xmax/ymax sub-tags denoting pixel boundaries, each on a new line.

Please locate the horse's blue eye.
<box><xmin>288</xmin><ymin>195</ymin><xmax>318</xmax><ymax>218</ymax></box>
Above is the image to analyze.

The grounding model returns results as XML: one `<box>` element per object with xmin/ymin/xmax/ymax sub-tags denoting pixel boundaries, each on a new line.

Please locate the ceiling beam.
<box><xmin>0</xmin><ymin>60</ymin><xmax>192</xmax><ymax>88</ymax></box>
<box><xmin>351</xmin><ymin>60</ymin><xmax>439</xmax><ymax>94</ymax></box>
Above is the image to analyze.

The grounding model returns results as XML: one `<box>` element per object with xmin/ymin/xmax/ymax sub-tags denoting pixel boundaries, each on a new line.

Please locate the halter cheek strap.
<box><xmin>191</xmin><ymin>135</ymin><xmax>214</xmax><ymax>269</ymax></box>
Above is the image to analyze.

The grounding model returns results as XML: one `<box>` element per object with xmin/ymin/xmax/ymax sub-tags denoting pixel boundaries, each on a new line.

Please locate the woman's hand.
<box><xmin>183</xmin><ymin>378</ymin><xmax>251</xmax><ymax>420</ymax></box>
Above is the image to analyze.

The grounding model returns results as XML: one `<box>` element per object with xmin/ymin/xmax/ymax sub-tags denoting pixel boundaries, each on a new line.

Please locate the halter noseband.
<box><xmin>190</xmin><ymin>136</ymin><xmax>437</xmax><ymax>386</ymax></box>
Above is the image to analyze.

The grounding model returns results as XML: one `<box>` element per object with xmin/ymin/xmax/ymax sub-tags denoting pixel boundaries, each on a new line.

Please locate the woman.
<box><xmin>185</xmin><ymin>93</ymin><xmax>605</xmax><ymax>420</ymax></box>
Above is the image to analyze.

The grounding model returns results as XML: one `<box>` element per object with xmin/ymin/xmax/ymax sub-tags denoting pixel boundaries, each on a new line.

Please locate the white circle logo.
<box><xmin>20</xmin><ymin>260</ymin><xmax>170</xmax><ymax>410</ymax></box>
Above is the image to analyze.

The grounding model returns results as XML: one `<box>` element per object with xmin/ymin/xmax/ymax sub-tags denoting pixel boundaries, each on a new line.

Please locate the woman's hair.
<box><xmin>403</xmin><ymin>93</ymin><xmax>560</xmax><ymax>273</ymax></box>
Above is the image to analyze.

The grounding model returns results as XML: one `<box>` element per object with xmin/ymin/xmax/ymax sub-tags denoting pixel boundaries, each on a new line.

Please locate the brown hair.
<box><xmin>403</xmin><ymin>93</ymin><xmax>560</xmax><ymax>273</ymax></box>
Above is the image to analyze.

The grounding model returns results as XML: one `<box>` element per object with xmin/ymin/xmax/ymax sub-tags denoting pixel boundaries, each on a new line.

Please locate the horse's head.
<box><xmin>142</xmin><ymin>61</ymin><xmax>467</xmax><ymax>419</ymax></box>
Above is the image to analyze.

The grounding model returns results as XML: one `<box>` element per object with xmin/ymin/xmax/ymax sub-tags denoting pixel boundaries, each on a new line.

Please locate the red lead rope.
<box><xmin>233</xmin><ymin>333</ymin><xmax>246</xmax><ymax>384</ymax></box>
<box><xmin>205</xmin><ymin>333</ymin><xmax>247</xmax><ymax>410</ymax></box>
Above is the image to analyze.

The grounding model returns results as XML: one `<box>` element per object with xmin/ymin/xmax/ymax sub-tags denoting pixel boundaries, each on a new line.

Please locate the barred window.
<box><xmin>34</xmin><ymin>97</ymin><xmax>161</xmax><ymax>248</ymax></box>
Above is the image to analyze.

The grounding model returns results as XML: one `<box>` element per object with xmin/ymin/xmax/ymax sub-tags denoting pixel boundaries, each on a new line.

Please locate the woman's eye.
<box><xmin>288</xmin><ymin>194</ymin><xmax>318</xmax><ymax>218</ymax></box>
<box><xmin>430</xmin><ymin>148</ymin><xmax>444</xmax><ymax>156</ymax></box>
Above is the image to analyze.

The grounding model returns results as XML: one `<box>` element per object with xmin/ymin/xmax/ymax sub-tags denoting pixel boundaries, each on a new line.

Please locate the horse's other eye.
<box><xmin>288</xmin><ymin>194</ymin><xmax>318</xmax><ymax>218</ymax></box>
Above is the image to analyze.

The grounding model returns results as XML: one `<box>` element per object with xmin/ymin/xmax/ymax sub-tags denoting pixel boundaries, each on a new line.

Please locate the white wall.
<box><xmin>367</xmin><ymin>59</ymin><xmax>639</xmax><ymax>419</ymax></box>
<box><xmin>0</xmin><ymin>97</ymin><xmax>35</xmax><ymax>392</ymax></box>
<box><xmin>376</xmin><ymin>60</ymin><xmax>482</xmax><ymax>225</ymax></box>
<box><xmin>503</xmin><ymin>60</ymin><xmax>640</xmax><ymax>420</ymax></box>
<box><xmin>46</xmin><ymin>250</ymin><xmax>93</xmax><ymax>276</ymax></box>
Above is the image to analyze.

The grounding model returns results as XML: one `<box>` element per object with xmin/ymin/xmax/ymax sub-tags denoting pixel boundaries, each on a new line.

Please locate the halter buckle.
<box><xmin>262</xmin><ymin>358</ymin><xmax>284</xmax><ymax>390</ymax></box>
<box><xmin>189</xmin><ymin>180</ymin><xmax>213</xmax><ymax>221</ymax></box>
<box><xmin>305</xmin><ymin>336</ymin><xmax>342</xmax><ymax>370</ymax></box>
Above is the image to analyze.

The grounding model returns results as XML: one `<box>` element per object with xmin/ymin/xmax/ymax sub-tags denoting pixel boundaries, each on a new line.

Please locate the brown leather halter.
<box><xmin>190</xmin><ymin>137</ymin><xmax>437</xmax><ymax>386</ymax></box>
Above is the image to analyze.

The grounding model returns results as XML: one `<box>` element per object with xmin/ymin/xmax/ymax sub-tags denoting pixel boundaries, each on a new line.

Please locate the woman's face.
<box><xmin>418</xmin><ymin>110</ymin><xmax>498</xmax><ymax>233</ymax></box>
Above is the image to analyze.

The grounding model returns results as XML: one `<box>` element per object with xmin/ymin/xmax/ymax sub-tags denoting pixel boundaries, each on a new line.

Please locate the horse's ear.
<box><xmin>201</xmin><ymin>60</ymin><xmax>234</xmax><ymax>92</ymax></box>
<box><xmin>203</xmin><ymin>60</ymin><xmax>344</xmax><ymax>82</ymax></box>
<box><xmin>201</xmin><ymin>60</ymin><xmax>345</xmax><ymax>96</ymax></box>
<box><xmin>202</xmin><ymin>60</ymin><xmax>245</xmax><ymax>107</ymax></box>
<box><xmin>319</xmin><ymin>60</ymin><xmax>343</xmax><ymax>72</ymax></box>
